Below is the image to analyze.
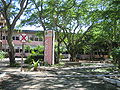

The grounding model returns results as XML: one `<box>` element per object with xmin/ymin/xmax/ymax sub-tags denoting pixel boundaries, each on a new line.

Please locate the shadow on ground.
<box><xmin>0</xmin><ymin>59</ymin><xmax>120</xmax><ymax>90</ymax></box>
<box><xmin>0</xmin><ymin>74</ymin><xmax>119</xmax><ymax>90</ymax></box>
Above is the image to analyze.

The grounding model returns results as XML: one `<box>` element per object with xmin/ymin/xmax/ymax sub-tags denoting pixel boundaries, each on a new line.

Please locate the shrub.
<box><xmin>111</xmin><ymin>47</ymin><xmax>120</xmax><ymax>69</ymax></box>
<box><xmin>24</xmin><ymin>54</ymin><xmax>44</xmax><ymax>64</ymax></box>
<box><xmin>33</xmin><ymin>59</ymin><xmax>39</xmax><ymax>71</ymax></box>
<box><xmin>24</xmin><ymin>45</ymin><xmax>44</xmax><ymax>64</ymax></box>
<box><xmin>0</xmin><ymin>51</ymin><xmax>7</xmax><ymax>60</ymax></box>
<box><xmin>60</xmin><ymin>53</ymin><xmax>65</xmax><ymax>59</ymax></box>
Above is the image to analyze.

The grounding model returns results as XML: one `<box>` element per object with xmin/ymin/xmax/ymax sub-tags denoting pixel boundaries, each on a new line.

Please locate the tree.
<box><xmin>20</xmin><ymin>0</ymin><xmax>67</xmax><ymax>64</ymax></box>
<box><xmin>0</xmin><ymin>0</ymin><xmax>29</xmax><ymax>66</ymax></box>
<box><xmin>20</xmin><ymin>0</ymin><xmax>120</xmax><ymax>63</ymax></box>
<box><xmin>91</xmin><ymin>0</ymin><xmax>120</xmax><ymax>56</ymax></box>
<box><xmin>54</xmin><ymin>0</ymin><xmax>102</xmax><ymax>61</ymax></box>
<box><xmin>20</xmin><ymin>0</ymin><xmax>103</xmax><ymax>62</ymax></box>
<box><xmin>83</xmin><ymin>0</ymin><xmax>120</xmax><ymax>60</ymax></box>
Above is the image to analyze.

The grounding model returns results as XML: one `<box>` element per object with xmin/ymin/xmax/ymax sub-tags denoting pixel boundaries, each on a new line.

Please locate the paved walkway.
<box><xmin>1</xmin><ymin>74</ymin><xmax>120</xmax><ymax>90</ymax></box>
<box><xmin>0</xmin><ymin>58</ymin><xmax>120</xmax><ymax>90</ymax></box>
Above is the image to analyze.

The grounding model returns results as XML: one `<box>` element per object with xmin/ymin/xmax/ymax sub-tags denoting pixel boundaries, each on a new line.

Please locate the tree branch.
<box><xmin>31</xmin><ymin>0</ymin><xmax>46</xmax><ymax>31</ymax></box>
<box><xmin>11</xmin><ymin>0</ymin><xmax>29</xmax><ymax>28</ymax></box>
<box><xmin>77</xmin><ymin>23</ymin><xmax>94</xmax><ymax>43</ymax></box>
<box><xmin>1</xmin><ymin>0</ymin><xmax>11</xmax><ymax>28</ymax></box>
<box><xmin>1</xmin><ymin>0</ymin><xmax>6</xmax><ymax>6</ymax></box>
<box><xmin>6</xmin><ymin>0</ymin><xmax>12</xmax><ymax>8</ymax></box>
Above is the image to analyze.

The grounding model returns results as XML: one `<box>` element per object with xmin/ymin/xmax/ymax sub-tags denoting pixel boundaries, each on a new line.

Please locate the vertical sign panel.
<box><xmin>44</xmin><ymin>30</ymin><xmax>55</xmax><ymax>64</ymax></box>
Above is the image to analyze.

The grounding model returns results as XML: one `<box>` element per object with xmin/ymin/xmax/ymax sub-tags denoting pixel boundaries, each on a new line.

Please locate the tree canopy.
<box><xmin>0</xmin><ymin>0</ymin><xmax>29</xmax><ymax>66</ymax></box>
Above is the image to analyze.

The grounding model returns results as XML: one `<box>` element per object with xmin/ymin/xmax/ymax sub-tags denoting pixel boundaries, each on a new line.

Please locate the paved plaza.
<box><xmin>0</xmin><ymin>58</ymin><xmax>120</xmax><ymax>90</ymax></box>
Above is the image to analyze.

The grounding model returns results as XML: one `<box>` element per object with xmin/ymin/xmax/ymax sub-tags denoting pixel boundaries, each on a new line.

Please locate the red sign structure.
<box><xmin>19</xmin><ymin>33</ymin><xmax>28</xmax><ymax>71</ymax></box>
<box><xmin>44</xmin><ymin>30</ymin><xmax>55</xmax><ymax>65</ymax></box>
<box><xmin>19</xmin><ymin>34</ymin><xmax>28</xmax><ymax>43</ymax></box>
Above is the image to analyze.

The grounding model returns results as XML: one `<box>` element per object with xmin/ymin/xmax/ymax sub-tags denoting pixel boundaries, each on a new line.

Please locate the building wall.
<box><xmin>1</xmin><ymin>30</ymin><xmax>43</xmax><ymax>57</ymax></box>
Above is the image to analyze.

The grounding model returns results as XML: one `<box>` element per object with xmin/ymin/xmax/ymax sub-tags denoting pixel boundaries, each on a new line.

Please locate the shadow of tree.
<box><xmin>0</xmin><ymin>74</ymin><xmax>119</xmax><ymax>90</ymax></box>
<box><xmin>0</xmin><ymin>59</ymin><xmax>120</xmax><ymax>90</ymax></box>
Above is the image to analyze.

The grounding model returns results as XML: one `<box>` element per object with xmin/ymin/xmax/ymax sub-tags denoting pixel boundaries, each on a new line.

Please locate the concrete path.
<box><xmin>0</xmin><ymin>58</ymin><xmax>120</xmax><ymax>90</ymax></box>
<box><xmin>0</xmin><ymin>74</ymin><xmax>120</xmax><ymax>90</ymax></box>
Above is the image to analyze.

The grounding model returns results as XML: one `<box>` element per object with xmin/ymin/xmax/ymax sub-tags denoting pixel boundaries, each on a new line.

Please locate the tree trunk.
<box><xmin>55</xmin><ymin>39</ymin><xmax>60</xmax><ymax>64</ymax></box>
<box><xmin>7</xmin><ymin>30</ymin><xmax>15</xmax><ymax>66</ymax></box>
<box><xmin>118</xmin><ymin>60</ymin><xmax>120</xmax><ymax>69</ymax></box>
<box><xmin>70</xmin><ymin>52</ymin><xmax>76</xmax><ymax>62</ymax></box>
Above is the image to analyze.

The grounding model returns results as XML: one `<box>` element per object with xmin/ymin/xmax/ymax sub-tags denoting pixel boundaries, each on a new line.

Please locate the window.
<box><xmin>39</xmin><ymin>38</ymin><xmax>43</xmax><ymax>41</ymax></box>
<box><xmin>16</xmin><ymin>37</ymin><xmax>19</xmax><ymax>40</ymax></box>
<box><xmin>30</xmin><ymin>50</ymin><xmax>32</xmax><ymax>53</ymax></box>
<box><xmin>2</xmin><ymin>49</ymin><xmax>5</xmax><ymax>52</ymax></box>
<box><xmin>25</xmin><ymin>50</ymin><xmax>29</xmax><ymax>53</ymax></box>
<box><xmin>15</xmin><ymin>49</ymin><xmax>19</xmax><ymax>53</ymax></box>
<box><xmin>6</xmin><ymin>49</ymin><xmax>9</xmax><ymax>52</ymax></box>
<box><xmin>2</xmin><ymin>36</ymin><xmax>5</xmax><ymax>40</ymax></box>
<box><xmin>20</xmin><ymin>49</ymin><xmax>22</xmax><ymax>52</ymax></box>
<box><xmin>30</xmin><ymin>37</ymin><xmax>33</xmax><ymax>41</ymax></box>
<box><xmin>35</xmin><ymin>38</ymin><xmax>39</xmax><ymax>41</ymax></box>
<box><xmin>12</xmin><ymin>36</ymin><xmax>15</xmax><ymax>40</ymax></box>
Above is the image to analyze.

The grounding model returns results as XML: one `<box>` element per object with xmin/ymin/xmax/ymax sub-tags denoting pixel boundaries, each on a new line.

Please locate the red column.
<box><xmin>44</xmin><ymin>30</ymin><xmax>55</xmax><ymax>65</ymax></box>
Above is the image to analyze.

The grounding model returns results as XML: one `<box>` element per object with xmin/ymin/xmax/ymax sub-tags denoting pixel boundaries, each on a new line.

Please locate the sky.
<box><xmin>20</xmin><ymin>25</ymin><xmax>44</xmax><ymax>31</ymax></box>
<box><xmin>16</xmin><ymin>19</ymin><xmax>44</xmax><ymax>31</ymax></box>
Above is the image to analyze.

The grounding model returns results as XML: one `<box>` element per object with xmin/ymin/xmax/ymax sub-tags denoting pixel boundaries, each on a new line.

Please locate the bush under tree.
<box><xmin>111</xmin><ymin>47</ymin><xmax>120</xmax><ymax>69</ymax></box>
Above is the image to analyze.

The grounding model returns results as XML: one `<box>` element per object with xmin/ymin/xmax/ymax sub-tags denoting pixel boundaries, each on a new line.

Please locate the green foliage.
<box><xmin>33</xmin><ymin>59</ymin><xmax>39</xmax><ymax>71</ymax></box>
<box><xmin>10</xmin><ymin>63</ymin><xmax>20</xmax><ymax>67</ymax></box>
<box><xmin>31</xmin><ymin>45</ymin><xmax>44</xmax><ymax>54</ymax></box>
<box><xmin>20</xmin><ymin>0</ymin><xmax>120</xmax><ymax>63</ymax></box>
<box><xmin>111</xmin><ymin>47</ymin><xmax>120</xmax><ymax>69</ymax></box>
<box><xmin>25</xmin><ymin>45</ymin><xmax>31</xmax><ymax>51</ymax></box>
<box><xmin>0</xmin><ymin>51</ymin><xmax>7</xmax><ymax>60</ymax></box>
<box><xmin>0</xmin><ymin>0</ymin><xmax>29</xmax><ymax>66</ymax></box>
<box><xmin>60</xmin><ymin>53</ymin><xmax>65</xmax><ymax>59</ymax></box>
<box><xmin>24</xmin><ymin>53</ymin><xmax>44</xmax><ymax>64</ymax></box>
<box><xmin>24</xmin><ymin>45</ymin><xmax>44</xmax><ymax>64</ymax></box>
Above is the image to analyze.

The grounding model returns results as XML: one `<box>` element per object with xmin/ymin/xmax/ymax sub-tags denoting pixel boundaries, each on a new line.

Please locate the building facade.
<box><xmin>0</xmin><ymin>13</ymin><xmax>43</xmax><ymax>57</ymax></box>
<box><xmin>1</xmin><ymin>30</ymin><xmax>43</xmax><ymax>57</ymax></box>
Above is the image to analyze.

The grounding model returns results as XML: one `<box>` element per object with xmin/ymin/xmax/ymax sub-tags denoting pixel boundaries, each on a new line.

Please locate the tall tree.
<box><xmin>20</xmin><ymin>0</ymin><xmax>68</xmax><ymax>64</ymax></box>
<box><xmin>83</xmin><ymin>0</ymin><xmax>120</xmax><ymax>59</ymax></box>
<box><xmin>20</xmin><ymin>0</ymin><xmax>103</xmax><ymax>62</ymax></box>
<box><xmin>54</xmin><ymin>0</ymin><xmax>102</xmax><ymax>61</ymax></box>
<box><xmin>0</xmin><ymin>0</ymin><xmax>29</xmax><ymax>66</ymax></box>
<box><xmin>91</xmin><ymin>0</ymin><xmax>120</xmax><ymax>55</ymax></box>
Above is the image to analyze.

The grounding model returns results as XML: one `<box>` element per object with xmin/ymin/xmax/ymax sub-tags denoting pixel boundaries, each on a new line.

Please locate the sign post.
<box><xmin>44</xmin><ymin>30</ymin><xmax>55</xmax><ymax>65</ymax></box>
<box><xmin>21</xmin><ymin>43</ymin><xmax>24</xmax><ymax>71</ymax></box>
<box><xmin>19</xmin><ymin>33</ymin><xmax>28</xmax><ymax>71</ymax></box>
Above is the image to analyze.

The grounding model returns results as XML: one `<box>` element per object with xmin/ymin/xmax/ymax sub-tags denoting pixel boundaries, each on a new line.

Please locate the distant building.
<box><xmin>1</xmin><ymin>29</ymin><xmax>43</xmax><ymax>57</ymax></box>
<box><xmin>0</xmin><ymin>13</ymin><xmax>43</xmax><ymax>57</ymax></box>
